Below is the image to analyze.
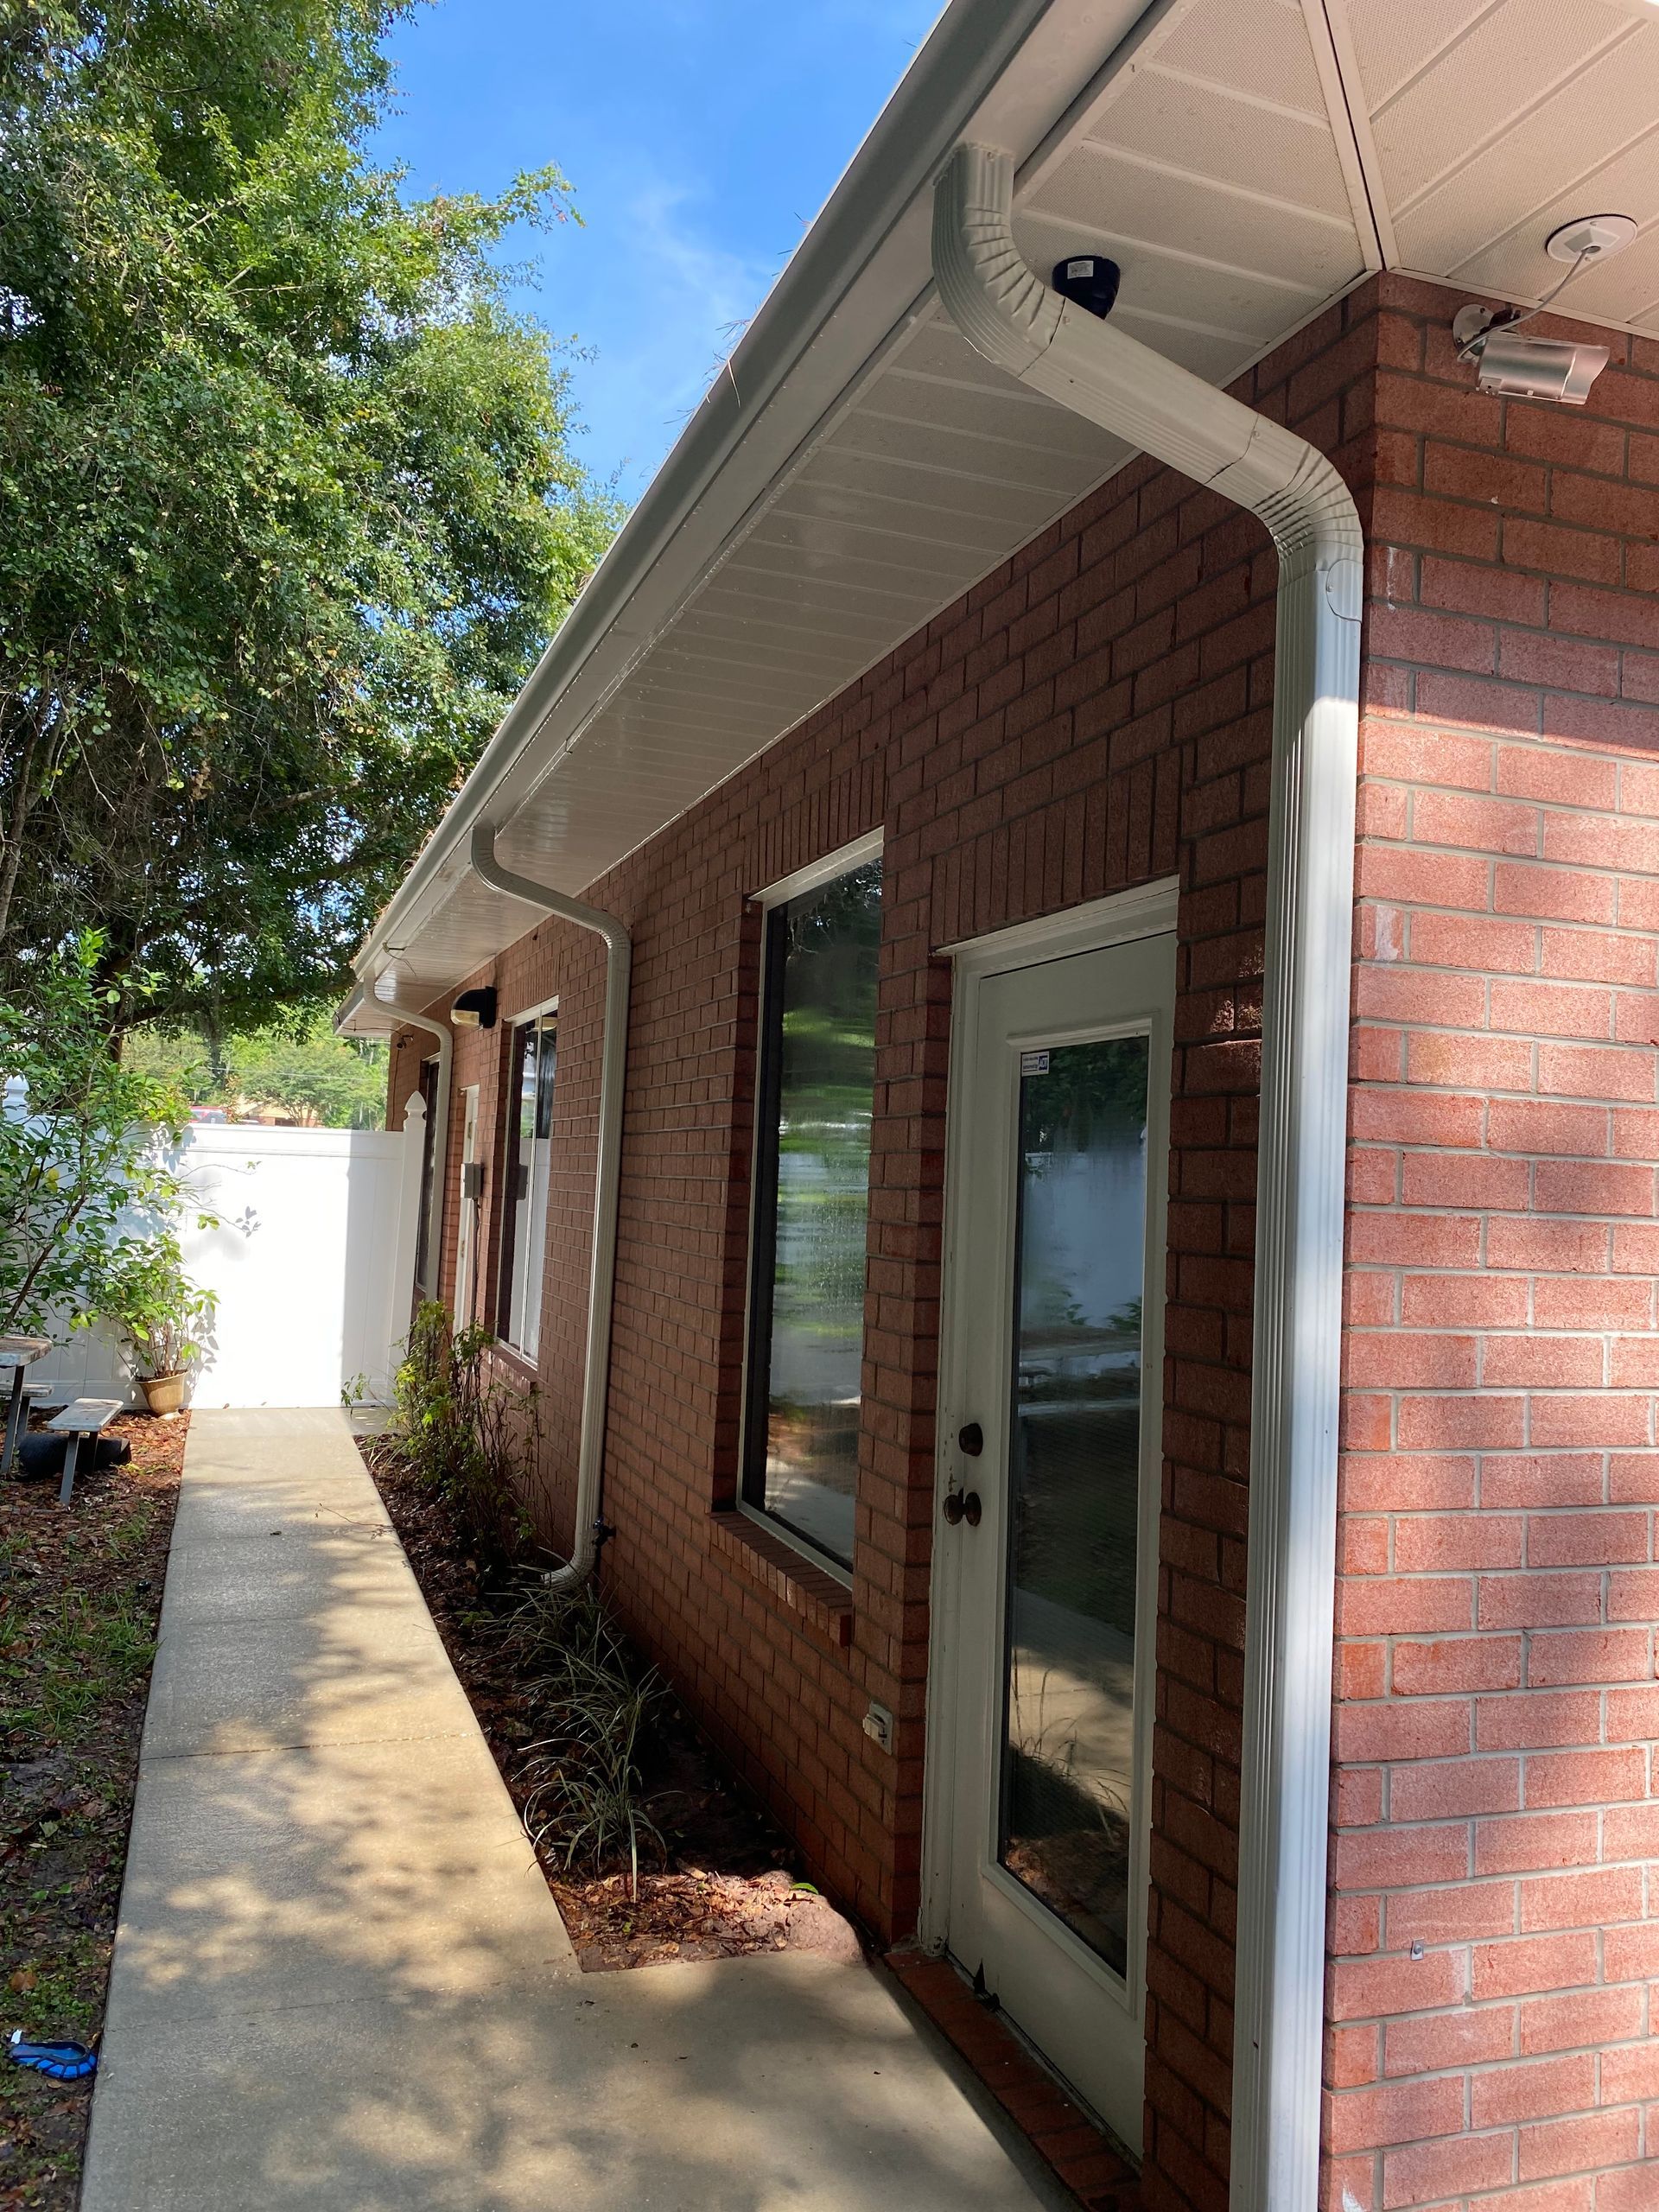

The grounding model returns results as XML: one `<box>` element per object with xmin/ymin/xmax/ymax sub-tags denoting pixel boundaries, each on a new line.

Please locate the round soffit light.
<box><xmin>1545</xmin><ymin>213</ymin><xmax>1638</xmax><ymax>264</ymax></box>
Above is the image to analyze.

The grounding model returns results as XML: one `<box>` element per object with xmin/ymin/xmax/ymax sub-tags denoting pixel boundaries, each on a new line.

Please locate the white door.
<box><xmin>930</xmin><ymin>912</ymin><xmax>1173</xmax><ymax>2145</ymax></box>
<box><xmin>454</xmin><ymin>1085</ymin><xmax>480</xmax><ymax>1330</ymax></box>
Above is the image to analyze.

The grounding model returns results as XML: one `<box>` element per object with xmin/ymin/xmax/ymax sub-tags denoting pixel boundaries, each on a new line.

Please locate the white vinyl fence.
<box><xmin>34</xmin><ymin>1093</ymin><xmax>429</xmax><ymax>1409</ymax></box>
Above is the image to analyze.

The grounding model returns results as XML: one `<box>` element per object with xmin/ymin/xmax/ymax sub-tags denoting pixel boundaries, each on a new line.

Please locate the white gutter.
<box><xmin>934</xmin><ymin>145</ymin><xmax>1361</xmax><ymax>2212</ymax></box>
<box><xmin>468</xmin><ymin>822</ymin><xmax>632</xmax><ymax>1594</ymax></box>
<box><xmin>377</xmin><ymin>996</ymin><xmax>452</xmax><ymax>1305</ymax></box>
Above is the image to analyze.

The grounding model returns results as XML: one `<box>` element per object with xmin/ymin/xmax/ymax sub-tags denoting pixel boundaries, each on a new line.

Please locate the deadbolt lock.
<box><xmin>957</xmin><ymin>1421</ymin><xmax>983</xmax><ymax>1457</ymax></box>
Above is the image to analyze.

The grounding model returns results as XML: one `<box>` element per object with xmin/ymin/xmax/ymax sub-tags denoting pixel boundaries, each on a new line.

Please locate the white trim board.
<box><xmin>939</xmin><ymin>877</ymin><xmax>1179</xmax><ymax>973</ymax></box>
<box><xmin>751</xmin><ymin>827</ymin><xmax>885</xmax><ymax>911</ymax></box>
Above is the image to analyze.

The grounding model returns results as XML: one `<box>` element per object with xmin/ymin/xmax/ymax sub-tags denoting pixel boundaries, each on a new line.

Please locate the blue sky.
<box><xmin>374</xmin><ymin>1</ymin><xmax>944</xmax><ymax>501</ymax></box>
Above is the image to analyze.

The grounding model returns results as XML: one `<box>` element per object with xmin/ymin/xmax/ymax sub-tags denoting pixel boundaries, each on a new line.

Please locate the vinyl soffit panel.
<box><xmin>1335</xmin><ymin>0</ymin><xmax>1659</xmax><ymax>325</ymax></box>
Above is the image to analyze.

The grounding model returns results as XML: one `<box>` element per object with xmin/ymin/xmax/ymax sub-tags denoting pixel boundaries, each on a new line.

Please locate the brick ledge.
<box><xmin>709</xmin><ymin>1511</ymin><xmax>854</xmax><ymax>1649</ymax></box>
<box><xmin>883</xmin><ymin>1951</ymin><xmax>1141</xmax><ymax>2211</ymax></box>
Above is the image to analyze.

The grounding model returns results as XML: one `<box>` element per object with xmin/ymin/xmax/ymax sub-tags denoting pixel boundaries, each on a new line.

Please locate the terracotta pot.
<box><xmin>140</xmin><ymin>1371</ymin><xmax>188</xmax><ymax>1416</ymax></box>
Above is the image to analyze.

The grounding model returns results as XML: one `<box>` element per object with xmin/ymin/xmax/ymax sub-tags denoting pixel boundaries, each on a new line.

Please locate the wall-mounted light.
<box><xmin>451</xmin><ymin>986</ymin><xmax>498</xmax><ymax>1030</ymax></box>
<box><xmin>1453</xmin><ymin>315</ymin><xmax>1609</xmax><ymax>404</ymax></box>
<box><xmin>1453</xmin><ymin>213</ymin><xmax>1632</xmax><ymax>407</ymax></box>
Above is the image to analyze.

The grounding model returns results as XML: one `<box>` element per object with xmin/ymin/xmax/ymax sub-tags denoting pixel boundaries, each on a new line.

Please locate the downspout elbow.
<box><xmin>932</xmin><ymin>145</ymin><xmax>1362</xmax><ymax>587</ymax></box>
<box><xmin>469</xmin><ymin>822</ymin><xmax>632</xmax><ymax>1597</ymax></box>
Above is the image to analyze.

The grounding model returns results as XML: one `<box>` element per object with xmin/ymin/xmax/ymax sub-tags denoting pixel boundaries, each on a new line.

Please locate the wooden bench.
<box><xmin>46</xmin><ymin>1399</ymin><xmax>123</xmax><ymax>1506</ymax></box>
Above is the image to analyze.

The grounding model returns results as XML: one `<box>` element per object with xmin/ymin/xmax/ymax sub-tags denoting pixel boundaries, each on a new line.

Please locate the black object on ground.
<box><xmin>10</xmin><ymin>1433</ymin><xmax>132</xmax><ymax>1482</ymax></box>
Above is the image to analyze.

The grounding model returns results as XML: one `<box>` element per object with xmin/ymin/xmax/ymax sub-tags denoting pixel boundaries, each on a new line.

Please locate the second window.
<box><xmin>742</xmin><ymin>847</ymin><xmax>881</xmax><ymax>1573</ymax></box>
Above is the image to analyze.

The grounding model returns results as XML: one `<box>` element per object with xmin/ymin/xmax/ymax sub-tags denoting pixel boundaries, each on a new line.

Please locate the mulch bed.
<box><xmin>365</xmin><ymin>1448</ymin><xmax>861</xmax><ymax>1972</ymax></box>
<box><xmin>0</xmin><ymin>1411</ymin><xmax>185</xmax><ymax>2212</ymax></box>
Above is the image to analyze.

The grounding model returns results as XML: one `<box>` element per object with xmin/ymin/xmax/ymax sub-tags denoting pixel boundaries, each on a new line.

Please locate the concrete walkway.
<box><xmin>85</xmin><ymin>1408</ymin><xmax>1061</xmax><ymax>2211</ymax></box>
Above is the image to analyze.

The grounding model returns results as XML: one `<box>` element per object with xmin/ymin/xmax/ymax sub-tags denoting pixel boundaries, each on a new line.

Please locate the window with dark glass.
<box><xmin>413</xmin><ymin>1057</ymin><xmax>441</xmax><ymax>1296</ymax></box>
<box><xmin>497</xmin><ymin>1011</ymin><xmax>556</xmax><ymax>1357</ymax></box>
<box><xmin>742</xmin><ymin>855</ymin><xmax>881</xmax><ymax>1573</ymax></box>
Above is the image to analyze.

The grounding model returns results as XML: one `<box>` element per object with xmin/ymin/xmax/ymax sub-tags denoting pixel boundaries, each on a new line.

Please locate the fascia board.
<box><xmin>354</xmin><ymin>0</ymin><xmax>1158</xmax><ymax>985</ymax></box>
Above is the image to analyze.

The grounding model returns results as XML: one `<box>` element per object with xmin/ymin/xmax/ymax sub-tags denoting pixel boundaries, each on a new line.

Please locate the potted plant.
<box><xmin>104</xmin><ymin>1240</ymin><xmax>215</xmax><ymax>1415</ymax></box>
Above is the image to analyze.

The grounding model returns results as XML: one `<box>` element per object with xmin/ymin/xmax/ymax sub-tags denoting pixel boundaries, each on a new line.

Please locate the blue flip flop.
<box><xmin>8</xmin><ymin>2029</ymin><xmax>97</xmax><ymax>2082</ymax></box>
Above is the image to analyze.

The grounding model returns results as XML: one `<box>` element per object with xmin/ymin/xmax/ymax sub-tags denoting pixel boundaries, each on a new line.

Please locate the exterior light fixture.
<box><xmin>1453</xmin><ymin>316</ymin><xmax>1610</xmax><ymax>404</ymax></box>
<box><xmin>451</xmin><ymin>986</ymin><xmax>497</xmax><ymax>1030</ymax></box>
<box><xmin>1453</xmin><ymin>213</ymin><xmax>1633</xmax><ymax>407</ymax></box>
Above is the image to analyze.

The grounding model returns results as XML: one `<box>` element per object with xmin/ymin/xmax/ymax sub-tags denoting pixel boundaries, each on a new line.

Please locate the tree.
<box><xmin>0</xmin><ymin>933</ymin><xmax>207</xmax><ymax>1339</ymax></box>
<box><xmin>125</xmin><ymin>1017</ymin><xmax>388</xmax><ymax>1128</ymax></box>
<box><xmin>0</xmin><ymin>0</ymin><xmax>620</xmax><ymax>1030</ymax></box>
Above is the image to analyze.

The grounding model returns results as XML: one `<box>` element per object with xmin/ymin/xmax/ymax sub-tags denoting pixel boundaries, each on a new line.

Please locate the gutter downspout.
<box><xmin>934</xmin><ymin>146</ymin><xmax>1362</xmax><ymax>2212</ymax></box>
<box><xmin>379</xmin><ymin>999</ymin><xmax>452</xmax><ymax>1306</ymax></box>
<box><xmin>468</xmin><ymin>822</ymin><xmax>632</xmax><ymax>1595</ymax></box>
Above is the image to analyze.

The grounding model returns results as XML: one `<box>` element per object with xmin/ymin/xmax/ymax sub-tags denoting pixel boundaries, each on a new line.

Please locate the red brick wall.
<box><xmin>387</xmin><ymin>281</ymin><xmax>1400</xmax><ymax>2209</ymax></box>
<box><xmin>1330</xmin><ymin>282</ymin><xmax>1659</xmax><ymax>2210</ymax></box>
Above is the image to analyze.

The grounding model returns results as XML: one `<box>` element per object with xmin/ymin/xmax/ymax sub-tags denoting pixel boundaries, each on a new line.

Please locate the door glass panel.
<box><xmin>999</xmin><ymin>1034</ymin><xmax>1149</xmax><ymax>1979</ymax></box>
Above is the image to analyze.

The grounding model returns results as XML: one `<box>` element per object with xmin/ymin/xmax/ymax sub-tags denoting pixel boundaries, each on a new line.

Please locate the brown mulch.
<box><xmin>547</xmin><ymin>1864</ymin><xmax>861</xmax><ymax>1974</ymax></box>
<box><xmin>365</xmin><ymin>1449</ymin><xmax>861</xmax><ymax>1973</ymax></box>
<box><xmin>0</xmin><ymin>1410</ymin><xmax>186</xmax><ymax>2212</ymax></box>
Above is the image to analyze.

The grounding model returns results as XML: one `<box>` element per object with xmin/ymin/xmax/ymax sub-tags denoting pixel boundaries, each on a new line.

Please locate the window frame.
<box><xmin>495</xmin><ymin>994</ymin><xmax>559</xmax><ymax>1359</ymax></box>
<box><xmin>737</xmin><ymin>829</ymin><xmax>883</xmax><ymax>1584</ymax></box>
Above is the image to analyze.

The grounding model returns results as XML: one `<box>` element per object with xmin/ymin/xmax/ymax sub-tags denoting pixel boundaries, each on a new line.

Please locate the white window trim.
<box><xmin>750</xmin><ymin>826</ymin><xmax>883</xmax><ymax>912</ymax></box>
<box><xmin>737</xmin><ymin>827</ymin><xmax>885</xmax><ymax>1586</ymax></box>
<box><xmin>499</xmin><ymin>1002</ymin><xmax>558</xmax><ymax>1361</ymax></box>
<box><xmin>939</xmin><ymin>876</ymin><xmax>1179</xmax><ymax>973</ymax></box>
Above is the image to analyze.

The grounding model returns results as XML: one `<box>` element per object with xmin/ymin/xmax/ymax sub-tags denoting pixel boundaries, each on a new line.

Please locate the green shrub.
<box><xmin>389</xmin><ymin>1301</ymin><xmax>534</xmax><ymax>1567</ymax></box>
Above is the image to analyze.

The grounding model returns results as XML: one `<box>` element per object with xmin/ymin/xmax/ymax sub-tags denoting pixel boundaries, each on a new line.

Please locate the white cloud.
<box><xmin>563</xmin><ymin>167</ymin><xmax>782</xmax><ymax>498</ymax></box>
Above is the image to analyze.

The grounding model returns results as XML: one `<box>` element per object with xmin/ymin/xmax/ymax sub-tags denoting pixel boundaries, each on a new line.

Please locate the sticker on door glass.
<box><xmin>1020</xmin><ymin>1050</ymin><xmax>1051</xmax><ymax>1076</ymax></box>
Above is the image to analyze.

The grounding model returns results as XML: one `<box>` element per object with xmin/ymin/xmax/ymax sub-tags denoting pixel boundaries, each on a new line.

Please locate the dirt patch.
<box><xmin>0</xmin><ymin>1410</ymin><xmax>185</xmax><ymax>2212</ymax></box>
<box><xmin>365</xmin><ymin>1449</ymin><xmax>862</xmax><ymax>1973</ymax></box>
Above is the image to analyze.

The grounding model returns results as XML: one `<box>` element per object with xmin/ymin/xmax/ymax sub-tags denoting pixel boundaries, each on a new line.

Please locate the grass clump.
<box><xmin>0</xmin><ymin>1510</ymin><xmax>161</xmax><ymax>1751</ymax></box>
<box><xmin>508</xmin><ymin>1583</ymin><xmax>666</xmax><ymax>1898</ymax></box>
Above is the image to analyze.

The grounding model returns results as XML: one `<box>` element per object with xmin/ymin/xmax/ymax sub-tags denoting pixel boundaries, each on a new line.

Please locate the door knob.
<box><xmin>957</xmin><ymin>1421</ymin><xmax>983</xmax><ymax>1457</ymax></box>
<box><xmin>943</xmin><ymin>1489</ymin><xmax>982</xmax><ymax>1528</ymax></box>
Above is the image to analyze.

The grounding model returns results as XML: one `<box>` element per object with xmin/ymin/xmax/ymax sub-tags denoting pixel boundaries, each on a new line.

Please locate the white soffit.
<box><xmin>1337</xmin><ymin>0</ymin><xmax>1659</xmax><ymax>324</ymax></box>
<box><xmin>504</xmin><ymin>0</ymin><xmax>1366</xmax><ymax>905</ymax></box>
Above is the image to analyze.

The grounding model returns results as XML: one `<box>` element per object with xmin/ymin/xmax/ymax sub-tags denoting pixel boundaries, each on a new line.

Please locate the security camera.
<box><xmin>1452</xmin><ymin>306</ymin><xmax>1609</xmax><ymax>406</ymax></box>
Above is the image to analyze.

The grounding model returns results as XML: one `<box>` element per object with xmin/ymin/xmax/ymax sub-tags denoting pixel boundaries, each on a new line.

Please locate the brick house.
<box><xmin>339</xmin><ymin>3</ymin><xmax>1659</xmax><ymax>2207</ymax></box>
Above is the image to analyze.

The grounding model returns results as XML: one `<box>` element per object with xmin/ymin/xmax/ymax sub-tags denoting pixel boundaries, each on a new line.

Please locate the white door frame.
<box><xmin>454</xmin><ymin>1084</ymin><xmax>481</xmax><ymax>1330</ymax></box>
<box><xmin>918</xmin><ymin>877</ymin><xmax>1179</xmax><ymax>2097</ymax></box>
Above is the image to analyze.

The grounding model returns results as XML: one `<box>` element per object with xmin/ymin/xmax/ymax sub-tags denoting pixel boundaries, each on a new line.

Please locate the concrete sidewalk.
<box><xmin>84</xmin><ymin>1408</ymin><xmax>1062</xmax><ymax>2211</ymax></box>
